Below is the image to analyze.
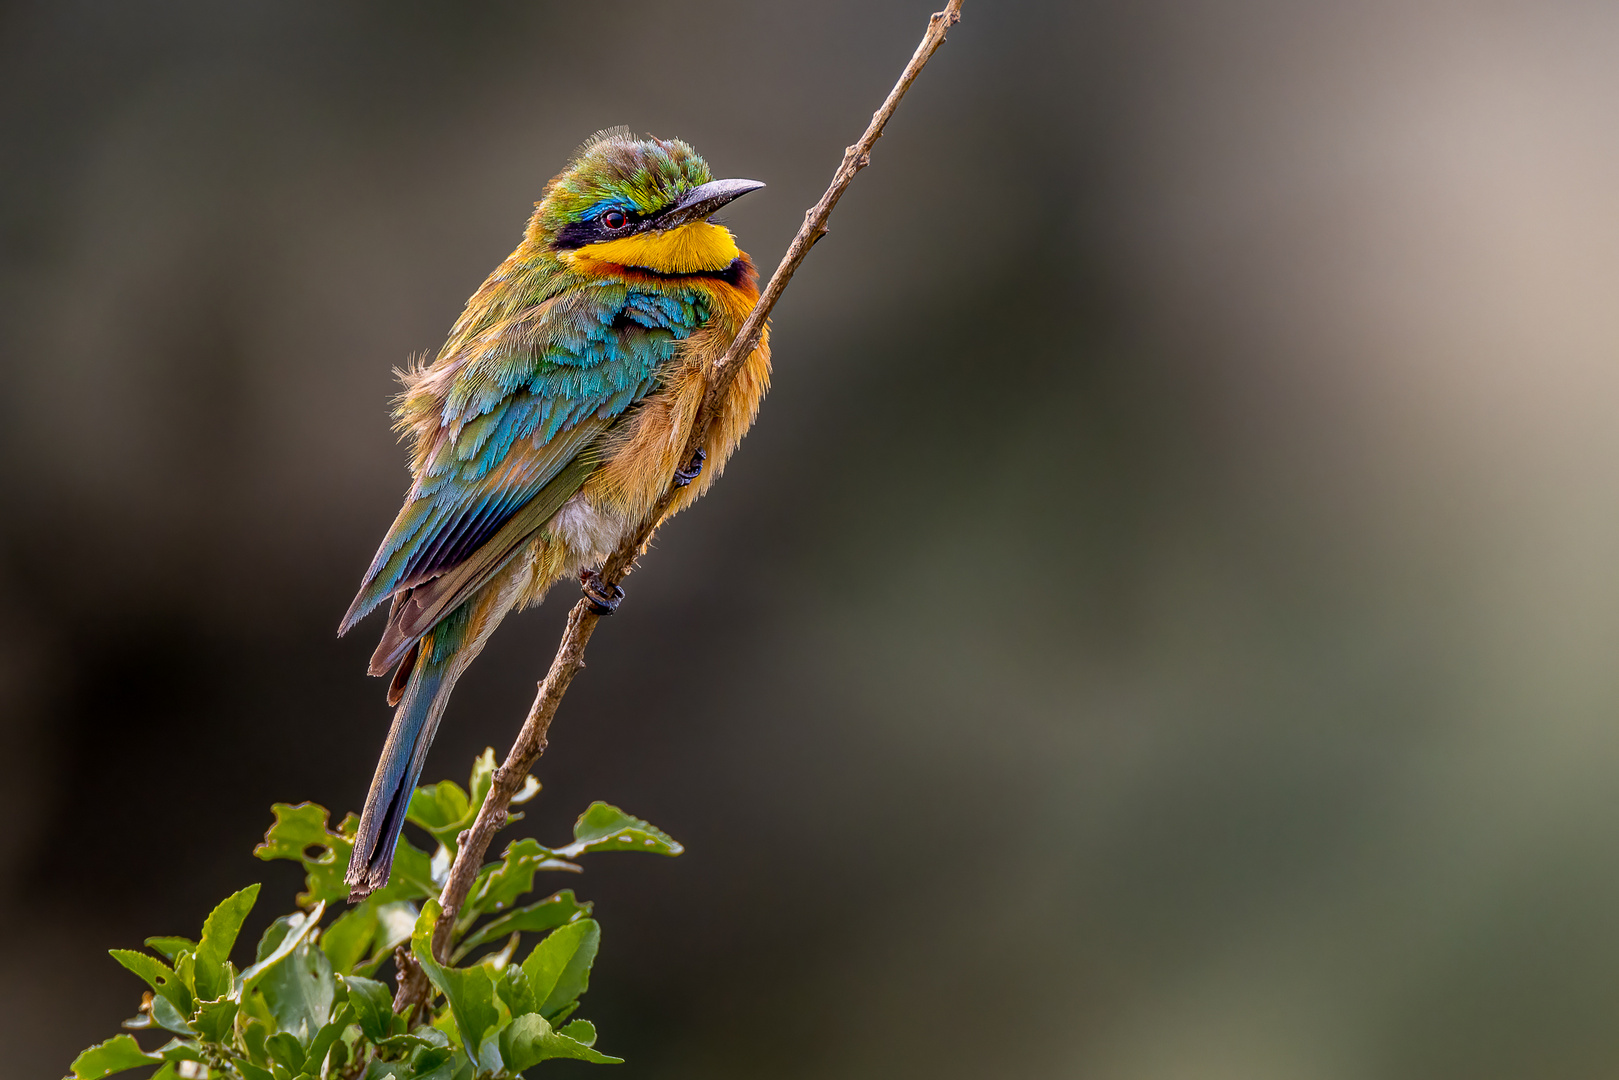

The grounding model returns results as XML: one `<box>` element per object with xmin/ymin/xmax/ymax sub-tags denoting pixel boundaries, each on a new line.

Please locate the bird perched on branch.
<box><xmin>340</xmin><ymin>129</ymin><xmax>769</xmax><ymax>898</ymax></box>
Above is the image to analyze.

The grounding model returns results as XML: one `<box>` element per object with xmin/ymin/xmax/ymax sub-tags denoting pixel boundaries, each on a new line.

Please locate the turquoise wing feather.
<box><xmin>341</xmin><ymin>282</ymin><xmax>710</xmax><ymax>638</ymax></box>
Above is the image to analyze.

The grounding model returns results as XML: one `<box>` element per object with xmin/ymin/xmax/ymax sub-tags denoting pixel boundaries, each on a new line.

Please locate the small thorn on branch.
<box><xmin>393</xmin><ymin>945</ymin><xmax>428</xmax><ymax>1015</ymax></box>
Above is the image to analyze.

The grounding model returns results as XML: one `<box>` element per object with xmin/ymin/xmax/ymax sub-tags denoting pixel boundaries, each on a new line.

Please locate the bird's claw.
<box><xmin>580</xmin><ymin>569</ymin><xmax>624</xmax><ymax>615</ymax></box>
<box><xmin>673</xmin><ymin>447</ymin><xmax>706</xmax><ymax>488</ymax></box>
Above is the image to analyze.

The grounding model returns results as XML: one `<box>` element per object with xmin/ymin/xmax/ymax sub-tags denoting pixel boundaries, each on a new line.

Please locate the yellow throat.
<box><xmin>570</xmin><ymin>221</ymin><xmax>741</xmax><ymax>274</ymax></box>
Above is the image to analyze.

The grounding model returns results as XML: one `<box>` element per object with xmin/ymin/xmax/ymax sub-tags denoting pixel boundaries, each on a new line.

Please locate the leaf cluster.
<box><xmin>68</xmin><ymin>750</ymin><xmax>682</xmax><ymax>1080</ymax></box>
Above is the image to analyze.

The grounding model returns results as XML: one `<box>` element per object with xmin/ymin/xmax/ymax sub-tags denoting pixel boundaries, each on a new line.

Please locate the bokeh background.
<box><xmin>6</xmin><ymin>0</ymin><xmax>1619</xmax><ymax>1076</ymax></box>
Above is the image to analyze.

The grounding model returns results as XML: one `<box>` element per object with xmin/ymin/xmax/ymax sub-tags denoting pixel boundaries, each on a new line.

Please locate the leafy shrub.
<box><xmin>67</xmin><ymin>750</ymin><xmax>682</xmax><ymax>1080</ymax></box>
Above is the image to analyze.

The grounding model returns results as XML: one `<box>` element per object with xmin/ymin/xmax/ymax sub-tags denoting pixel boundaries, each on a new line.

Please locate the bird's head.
<box><xmin>530</xmin><ymin>128</ymin><xmax>764</xmax><ymax>276</ymax></box>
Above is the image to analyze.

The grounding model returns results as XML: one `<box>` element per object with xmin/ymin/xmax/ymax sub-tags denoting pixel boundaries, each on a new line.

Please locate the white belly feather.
<box><xmin>548</xmin><ymin>491</ymin><xmax>630</xmax><ymax>568</ymax></box>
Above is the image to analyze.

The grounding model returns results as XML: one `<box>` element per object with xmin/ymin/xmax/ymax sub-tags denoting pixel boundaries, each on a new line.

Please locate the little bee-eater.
<box><xmin>339</xmin><ymin>129</ymin><xmax>769</xmax><ymax>897</ymax></box>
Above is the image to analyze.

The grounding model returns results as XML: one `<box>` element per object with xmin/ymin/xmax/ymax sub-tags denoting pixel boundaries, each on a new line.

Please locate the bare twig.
<box><xmin>395</xmin><ymin>0</ymin><xmax>964</xmax><ymax>1011</ymax></box>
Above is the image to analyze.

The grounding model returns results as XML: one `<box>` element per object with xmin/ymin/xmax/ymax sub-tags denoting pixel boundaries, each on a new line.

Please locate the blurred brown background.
<box><xmin>6</xmin><ymin>1</ymin><xmax>1619</xmax><ymax>1076</ymax></box>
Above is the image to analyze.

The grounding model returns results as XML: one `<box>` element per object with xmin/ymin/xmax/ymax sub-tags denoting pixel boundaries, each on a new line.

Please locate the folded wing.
<box><xmin>341</xmin><ymin>282</ymin><xmax>712</xmax><ymax>672</ymax></box>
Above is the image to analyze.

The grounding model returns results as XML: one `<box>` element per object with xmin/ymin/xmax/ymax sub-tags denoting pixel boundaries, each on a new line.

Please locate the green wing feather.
<box><xmin>341</xmin><ymin>282</ymin><xmax>711</xmax><ymax>668</ymax></box>
<box><xmin>365</xmin><ymin>443</ymin><xmax>603</xmax><ymax>675</ymax></box>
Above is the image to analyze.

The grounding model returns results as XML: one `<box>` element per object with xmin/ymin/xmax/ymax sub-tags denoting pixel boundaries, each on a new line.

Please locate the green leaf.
<box><xmin>520</xmin><ymin>919</ymin><xmax>600</xmax><ymax>1020</ymax></box>
<box><xmin>431</xmin><ymin>1005</ymin><xmax>460</xmax><ymax>1048</ymax></box>
<box><xmin>404</xmin><ymin>748</ymin><xmax>517</xmax><ymax>861</ymax></box>
<box><xmin>452</xmin><ymin>890</ymin><xmax>591</xmax><ymax>961</ymax></box>
<box><xmin>320</xmin><ymin>899</ymin><xmax>419</xmax><ymax>979</ymax></box>
<box><xmin>467</xmin><ymin>748</ymin><xmax>496</xmax><ymax>813</ymax></box>
<box><xmin>241</xmin><ymin>983</ymin><xmax>275</xmax><ymax>1026</ymax></box>
<box><xmin>173</xmin><ymin>951</ymin><xmax>197</xmax><ymax>999</ymax></box>
<box><xmin>558</xmin><ymin>1018</ymin><xmax>598</xmax><ymax>1047</ymax></box>
<box><xmin>556</xmin><ymin>802</ymin><xmax>683</xmax><ymax>859</ymax></box>
<box><xmin>148</xmin><ymin>995</ymin><xmax>194</xmax><ymax>1037</ymax></box>
<box><xmin>321</xmin><ymin>902</ymin><xmax>378</xmax><ymax>975</ymax></box>
<box><xmin>192</xmin><ymin>997</ymin><xmax>238</xmax><ymax>1044</ymax></box>
<box><xmin>407</xmin><ymin>780</ymin><xmax>470</xmax><ymax>852</ymax></box>
<box><xmin>494</xmin><ymin>964</ymin><xmax>535</xmax><ymax>1020</ymax></box>
<box><xmin>428</xmin><ymin>961</ymin><xmax>498</xmax><ymax>1066</ymax></box>
<box><xmin>341</xmin><ymin>975</ymin><xmax>394</xmax><ymax>1043</ymax></box>
<box><xmin>254</xmin><ymin>803</ymin><xmax>354</xmax><ymax>906</ymax></box>
<box><xmin>500</xmin><ymin>1012</ymin><xmax>622</xmax><ymax>1069</ymax></box>
<box><xmin>109</xmin><ymin>950</ymin><xmax>193</xmax><ymax>1018</ymax></box>
<box><xmin>361</xmin><ymin>901</ymin><xmax>420</xmax><ymax>974</ymax></box>
<box><xmin>303</xmin><ymin>1004</ymin><xmax>355</xmax><ymax>1076</ymax></box>
<box><xmin>195</xmin><ymin>883</ymin><xmax>260</xmax><ymax>1001</ymax></box>
<box><xmin>143</xmin><ymin>937</ymin><xmax>195</xmax><ymax>961</ymax></box>
<box><xmin>259</xmin><ymin>940</ymin><xmax>334</xmax><ymax>1040</ymax></box>
<box><xmin>464</xmin><ymin>839</ymin><xmax>578</xmax><ymax>925</ymax></box>
<box><xmin>67</xmin><ymin>1035</ymin><xmax>161</xmax><ymax>1079</ymax></box>
<box><xmin>410</xmin><ymin>902</ymin><xmax>499</xmax><ymax>1071</ymax></box>
<box><xmin>154</xmin><ymin>1038</ymin><xmax>203</xmax><ymax>1062</ymax></box>
<box><xmin>240</xmin><ymin>903</ymin><xmax>325</xmax><ymax>992</ymax></box>
<box><xmin>264</xmin><ymin>1031</ymin><xmax>305</xmax><ymax>1071</ymax></box>
<box><xmin>475</xmin><ymin>930</ymin><xmax>522</xmax><ymax>974</ymax></box>
<box><xmin>373</xmin><ymin>1030</ymin><xmax>447</xmax><ymax>1055</ymax></box>
<box><xmin>255</xmin><ymin>914</ymin><xmax>295</xmax><ymax>962</ymax></box>
<box><xmin>237</xmin><ymin>1062</ymin><xmax>275</xmax><ymax>1080</ymax></box>
<box><xmin>410</xmin><ymin>1044</ymin><xmax>467</xmax><ymax>1080</ymax></box>
<box><xmin>255</xmin><ymin>805</ymin><xmax>436</xmax><ymax>908</ymax></box>
<box><xmin>241</xmin><ymin>1017</ymin><xmax>270</xmax><ymax>1063</ymax></box>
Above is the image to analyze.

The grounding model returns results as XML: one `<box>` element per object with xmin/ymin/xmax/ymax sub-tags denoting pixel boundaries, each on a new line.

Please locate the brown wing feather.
<box><xmin>365</xmin><ymin>449</ymin><xmax>601</xmax><ymax>675</ymax></box>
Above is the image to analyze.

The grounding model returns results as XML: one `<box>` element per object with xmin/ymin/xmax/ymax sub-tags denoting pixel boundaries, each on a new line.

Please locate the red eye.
<box><xmin>601</xmin><ymin>210</ymin><xmax>628</xmax><ymax>230</ymax></box>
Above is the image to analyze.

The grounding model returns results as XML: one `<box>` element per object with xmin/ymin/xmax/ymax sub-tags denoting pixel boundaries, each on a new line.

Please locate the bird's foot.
<box><xmin>580</xmin><ymin>569</ymin><xmax>624</xmax><ymax>615</ymax></box>
<box><xmin>672</xmin><ymin>447</ymin><xmax>707</xmax><ymax>488</ymax></box>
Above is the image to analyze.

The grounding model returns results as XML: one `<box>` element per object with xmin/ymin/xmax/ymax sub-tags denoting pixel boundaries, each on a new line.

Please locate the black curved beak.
<box><xmin>653</xmin><ymin>178</ymin><xmax>766</xmax><ymax>231</ymax></box>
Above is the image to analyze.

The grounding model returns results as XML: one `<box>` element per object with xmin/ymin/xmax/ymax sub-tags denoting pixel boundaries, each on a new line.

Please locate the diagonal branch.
<box><xmin>395</xmin><ymin>0</ymin><xmax>965</xmax><ymax>1013</ymax></box>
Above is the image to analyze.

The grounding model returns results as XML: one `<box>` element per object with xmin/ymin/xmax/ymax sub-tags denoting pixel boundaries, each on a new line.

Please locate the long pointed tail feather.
<box><xmin>346</xmin><ymin>647</ymin><xmax>456</xmax><ymax>900</ymax></box>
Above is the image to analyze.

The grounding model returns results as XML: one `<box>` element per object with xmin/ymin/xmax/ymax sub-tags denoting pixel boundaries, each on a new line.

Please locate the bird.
<box><xmin>339</xmin><ymin>129</ymin><xmax>769</xmax><ymax>899</ymax></box>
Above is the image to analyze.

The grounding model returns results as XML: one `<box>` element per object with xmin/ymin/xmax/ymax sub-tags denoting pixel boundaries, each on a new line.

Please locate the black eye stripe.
<box><xmin>554</xmin><ymin>205</ymin><xmax>653</xmax><ymax>249</ymax></box>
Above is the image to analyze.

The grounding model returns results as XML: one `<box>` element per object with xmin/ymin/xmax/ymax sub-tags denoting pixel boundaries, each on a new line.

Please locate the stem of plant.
<box><xmin>393</xmin><ymin>0</ymin><xmax>966</xmax><ymax>1015</ymax></box>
